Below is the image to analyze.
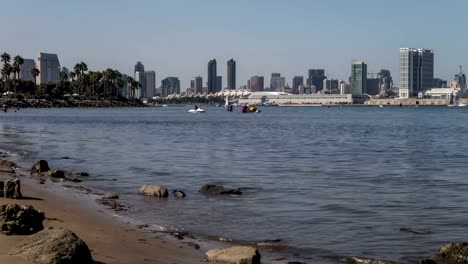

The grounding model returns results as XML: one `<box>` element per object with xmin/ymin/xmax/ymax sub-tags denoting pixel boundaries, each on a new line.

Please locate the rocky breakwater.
<box><xmin>0</xmin><ymin>98</ymin><xmax>146</xmax><ymax>108</ymax></box>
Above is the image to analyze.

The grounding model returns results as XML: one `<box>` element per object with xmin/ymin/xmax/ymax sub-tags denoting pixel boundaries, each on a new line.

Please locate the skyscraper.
<box><xmin>161</xmin><ymin>77</ymin><xmax>180</xmax><ymax>97</ymax></box>
<box><xmin>270</xmin><ymin>73</ymin><xmax>286</xmax><ymax>92</ymax></box>
<box><xmin>145</xmin><ymin>71</ymin><xmax>156</xmax><ymax>98</ymax></box>
<box><xmin>195</xmin><ymin>76</ymin><xmax>203</xmax><ymax>94</ymax></box>
<box><xmin>307</xmin><ymin>69</ymin><xmax>326</xmax><ymax>92</ymax></box>
<box><xmin>227</xmin><ymin>58</ymin><xmax>236</xmax><ymax>90</ymax></box>
<box><xmin>134</xmin><ymin>61</ymin><xmax>146</xmax><ymax>98</ymax></box>
<box><xmin>292</xmin><ymin>76</ymin><xmax>304</xmax><ymax>94</ymax></box>
<box><xmin>19</xmin><ymin>59</ymin><xmax>36</xmax><ymax>82</ymax></box>
<box><xmin>217</xmin><ymin>76</ymin><xmax>222</xmax><ymax>91</ymax></box>
<box><xmin>399</xmin><ymin>48</ymin><xmax>434</xmax><ymax>98</ymax></box>
<box><xmin>250</xmin><ymin>76</ymin><xmax>264</xmax><ymax>92</ymax></box>
<box><xmin>366</xmin><ymin>78</ymin><xmax>380</xmax><ymax>95</ymax></box>
<box><xmin>351</xmin><ymin>60</ymin><xmax>367</xmax><ymax>95</ymax></box>
<box><xmin>208</xmin><ymin>59</ymin><xmax>217</xmax><ymax>94</ymax></box>
<box><xmin>378</xmin><ymin>69</ymin><xmax>393</xmax><ymax>95</ymax></box>
<box><xmin>36</xmin><ymin>53</ymin><xmax>61</xmax><ymax>84</ymax></box>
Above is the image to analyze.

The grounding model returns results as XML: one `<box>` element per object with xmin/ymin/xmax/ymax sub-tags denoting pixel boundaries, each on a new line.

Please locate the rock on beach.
<box><xmin>0</xmin><ymin>159</ymin><xmax>17</xmax><ymax>173</ymax></box>
<box><xmin>437</xmin><ymin>242</ymin><xmax>468</xmax><ymax>263</ymax></box>
<box><xmin>0</xmin><ymin>204</ymin><xmax>45</xmax><ymax>235</ymax></box>
<box><xmin>200</xmin><ymin>184</ymin><xmax>242</xmax><ymax>195</ymax></box>
<box><xmin>3</xmin><ymin>177</ymin><xmax>22</xmax><ymax>199</ymax></box>
<box><xmin>10</xmin><ymin>228</ymin><xmax>94</xmax><ymax>264</ymax></box>
<box><xmin>139</xmin><ymin>184</ymin><xmax>169</xmax><ymax>198</ymax></box>
<box><xmin>205</xmin><ymin>246</ymin><xmax>261</xmax><ymax>264</ymax></box>
<box><xmin>30</xmin><ymin>160</ymin><xmax>50</xmax><ymax>174</ymax></box>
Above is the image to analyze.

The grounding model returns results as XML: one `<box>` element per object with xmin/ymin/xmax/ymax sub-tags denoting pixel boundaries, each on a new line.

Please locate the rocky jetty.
<box><xmin>0</xmin><ymin>98</ymin><xmax>145</xmax><ymax>108</ymax></box>
<box><xmin>437</xmin><ymin>242</ymin><xmax>468</xmax><ymax>263</ymax></box>
<box><xmin>139</xmin><ymin>184</ymin><xmax>169</xmax><ymax>198</ymax></box>
<box><xmin>0</xmin><ymin>204</ymin><xmax>45</xmax><ymax>235</ymax></box>
<box><xmin>205</xmin><ymin>246</ymin><xmax>261</xmax><ymax>264</ymax></box>
<box><xmin>200</xmin><ymin>184</ymin><xmax>242</xmax><ymax>195</ymax></box>
<box><xmin>10</xmin><ymin>228</ymin><xmax>94</xmax><ymax>264</ymax></box>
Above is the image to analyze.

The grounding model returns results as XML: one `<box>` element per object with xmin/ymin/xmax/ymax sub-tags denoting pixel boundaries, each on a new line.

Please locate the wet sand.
<box><xmin>0</xmin><ymin>177</ymin><xmax>205</xmax><ymax>264</ymax></box>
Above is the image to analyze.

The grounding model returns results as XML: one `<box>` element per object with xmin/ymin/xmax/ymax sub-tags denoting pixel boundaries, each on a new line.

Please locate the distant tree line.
<box><xmin>1</xmin><ymin>52</ymin><xmax>141</xmax><ymax>100</ymax></box>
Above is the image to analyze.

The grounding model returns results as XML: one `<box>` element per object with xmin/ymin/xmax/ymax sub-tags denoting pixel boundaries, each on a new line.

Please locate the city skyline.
<box><xmin>1</xmin><ymin>0</ymin><xmax>468</xmax><ymax>89</ymax></box>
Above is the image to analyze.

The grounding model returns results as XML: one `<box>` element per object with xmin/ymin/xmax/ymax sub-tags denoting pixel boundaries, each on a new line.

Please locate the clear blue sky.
<box><xmin>1</xmin><ymin>0</ymin><xmax>467</xmax><ymax>88</ymax></box>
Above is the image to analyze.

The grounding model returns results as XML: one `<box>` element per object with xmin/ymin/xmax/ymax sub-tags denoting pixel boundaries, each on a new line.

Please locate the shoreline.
<box><xmin>0</xmin><ymin>153</ymin><xmax>205</xmax><ymax>264</ymax></box>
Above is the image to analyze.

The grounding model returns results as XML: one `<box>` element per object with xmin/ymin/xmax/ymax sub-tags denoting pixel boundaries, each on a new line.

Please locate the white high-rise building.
<box><xmin>19</xmin><ymin>59</ymin><xmax>36</xmax><ymax>82</ymax></box>
<box><xmin>399</xmin><ymin>48</ymin><xmax>434</xmax><ymax>98</ymax></box>
<box><xmin>145</xmin><ymin>71</ymin><xmax>156</xmax><ymax>98</ymax></box>
<box><xmin>36</xmin><ymin>53</ymin><xmax>60</xmax><ymax>84</ymax></box>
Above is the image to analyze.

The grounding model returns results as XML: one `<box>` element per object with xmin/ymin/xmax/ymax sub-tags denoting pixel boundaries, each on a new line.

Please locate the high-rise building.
<box><xmin>307</xmin><ymin>69</ymin><xmax>326</xmax><ymax>92</ymax></box>
<box><xmin>36</xmin><ymin>53</ymin><xmax>61</xmax><ymax>84</ymax></box>
<box><xmin>323</xmin><ymin>79</ymin><xmax>339</xmax><ymax>93</ymax></box>
<box><xmin>134</xmin><ymin>61</ymin><xmax>145</xmax><ymax>73</ymax></box>
<box><xmin>145</xmin><ymin>71</ymin><xmax>156</xmax><ymax>98</ymax></box>
<box><xmin>454</xmin><ymin>66</ymin><xmax>466</xmax><ymax>89</ymax></box>
<box><xmin>399</xmin><ymin>48</ymin><xmax>434</xmax><ymax>98</ymax></box>
<box><xmin>195</xmin><ymin>76</ymin><xmax>203</xmax><ymax>94</ymax></box>
<box><xmin>366</xmin><ymin>78</ymin><xmax>380</xmax><ymax>95</ymax></box>
<box><xmin>217</xmin><ymin>76</ymin><xmax>222</xmax><ymax>91</ymax></box>
<box><xmin>270</xmin><ymin>73</ymin><xmax>286</xmax><ymax>92</ymax></box>
<box><xmin>19</xmin><ymin>59</ymin><xmax>36</xmax><ymax>82</ymax></box>
<box><xmin>208</xmin><ymin>59</ymin><xmax>217</xmax><ymax>93</ymax></box>
<box><xmin>433</xmin><ymin>78</ymin><xmax>447</xmax><ymax>88</ymax></box>
<box><xmin>227</xmin><ymin>58</ymin><xmax>236</xmax><ymax>89</ymax></box>
<box><xmin>351</xmin><ymin>60</ymin><xmax>367</xmax><ymax>95</ymax></box>
<box><xmin>161</xmin><ymin>77</ymin><xmax>180</xmax><ymax>97</ymax></box>
<box><xmin>134</xmin><ymin>61</ymin><xmax>146</xmax><ymax>98</ymax></box>
<box><xmin>292</xmin><ymin>76</ymin><xmax>304</xmax><ymax>94</ymax></box>
<box><xmin>250</xmin><ymin>76</ymin><xmax>264</xmax><ymax>92</ymax></box>
<box><xmin>378</xmin><ymin>69</ymin><xmax>393</xmax><ymax>95</ymax></box>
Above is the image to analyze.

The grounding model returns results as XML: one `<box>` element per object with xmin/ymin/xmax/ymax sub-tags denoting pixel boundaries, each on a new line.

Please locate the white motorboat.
<box><xmin>458</xmin><ymin>103</ymin><xmax>466</xmax><ymax>107</ymax></box>
<box><xmin>379</xmin><ymin>105</ymin><xmax>384</xmax><ymax>108</ymax></box>
<box><xmin>188</xmin><ymin>108</ymin><xmax>205</xmax><ymax>113</ymax></box>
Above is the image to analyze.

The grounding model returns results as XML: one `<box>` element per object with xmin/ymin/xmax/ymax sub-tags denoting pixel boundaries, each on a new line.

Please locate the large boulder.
<box><xmin>30</xmin><ymin>160</ymin><xmax>50</xmax><ymax>174</ymax></box>
<box><xmin>437</xmin><ymin>242</ymin><xmax>468</xmax><ymax>263</ymax></box>
<box><xmin>139</xmin><ymin>184</ymin><xmax>169</xmax><ymax>198</ymax></box>
<box><xmin>0</xmin><ymin>204</ymin><xmax>44</xmax><ymax>235</ymax></box>
<box><xmin>0</xmin><ymin>180</ymin><xmax>3</xmax><ymax>197</ymax></box>
<box><xmin>4</xmin><ymin>178</ymin><xmax>22</xmax><ymax>199</ymax></box>
<box><xmin>10</xmin><ymin>229</ymin><xmax>94</xmax><ymax>264</ymax></box>
<box><xmin>0</xmin><ymin>159</ymin><xmax>16</xmax><ymax>173</ymax></box>
<box><xmin>206</xmin><ymin>246</ymin><xmax>261</xmax><ymax>264</ymax></box>
<box><xmin>47</xmin><ymin>169</ymin><xmax>65</xmax><ymax>179</ymax></box>
<box><xmin>200</xmin><ymin>184</ymin><xmax>242</xmax><ymax>195</ymax></box>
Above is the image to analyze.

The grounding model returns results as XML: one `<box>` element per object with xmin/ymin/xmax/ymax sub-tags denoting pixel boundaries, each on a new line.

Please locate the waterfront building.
<box><xmin>195</xmin><ymin>76</ymin><xmax>203</xmax><ymax>94</ymax></box>
<box><xmin>351</xmin><ymin>60</ymin><xmax>367</xmax><ymax>95</ymax></box>
<box><xmin>270</xmin><ymin>73</ymin><xmax>285</xmax><ymax>92</ymax></box>
<box><xmin>145</xmin><ymin>71</ymin><xmax>156</xmax><ymax>98</ymax></box>
<box><xmin>239</xmin><ymin>91</ymin><xmax>353</xmax><ymax>105</ymax></box>
<box><xmin>250</xmin><ymin>76</ymin><xmax>264</xmax><ymax>92</ymax></box>
<box><xmin>19</xmin><ymin>59</ymin><xmax>36</xmax><ymax>82</ymax></box>
<box><xmin>208</xmin><ymin>59</ymin><xmax>217</xmax><ymax>93</ymax></box>
<box><xmin>227</xmin><ymin>58</ymin><xmax>236</xmax><ymax>90</ymax></box>
<box><xmin>161</xmin><ymin>77</ymin><xmax>180</xmax><ymax>97</ymax></box>
<box><xmin>399</xmin><ymin>48</ymin><xmax>434</xmax><ymax>98</ymax></box>
<box><xmin>36</xmin><ymin>53</ymin><xmax>61</xmax><ymax>84</ymax></box>
<box><xmin>307</xmin><ymin>69</ymin><xmax>326</xmax><ymax>92</ymax></box>
<box><xmin>186</xmin><ymin>88</ymin><xmax>195</xmax><ymax>95</ymax></box>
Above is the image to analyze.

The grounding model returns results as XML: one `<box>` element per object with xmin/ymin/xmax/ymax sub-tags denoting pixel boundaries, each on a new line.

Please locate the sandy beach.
<box><xmin>0</xmin><ymin>174</ymin><xmax>205</xmax><ymax>264</ymax></box>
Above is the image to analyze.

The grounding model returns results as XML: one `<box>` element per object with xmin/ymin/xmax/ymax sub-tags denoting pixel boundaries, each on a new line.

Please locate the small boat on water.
<box><xmin>379</xmin><ymin>105</ymin><xmax>384</xmax><ymax>108</ymax></box>
<box><xmin>458</xmin><ymin>103</ymin><xmax>466</xmax><ymax>107</ymax></box>
<box><xmin>188</xmin><ymin>108</ymin><xmax>205</xmax><ymax>113</ymax></box>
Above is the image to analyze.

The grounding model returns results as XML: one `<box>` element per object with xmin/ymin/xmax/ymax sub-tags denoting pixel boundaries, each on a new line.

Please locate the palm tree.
<box><xmin>1</xmin><ymin>52</ymin><xmax>11</xmax><ymax>66</ymax></box>
<box><xmin>126</xmin><ymin>76</ymin><xmax>135</xmax><ymax>98</ymax></box>
<box><xmin>31</xmin><ymin>67</ymin><xmax>40</xmax><ymax>85</ymax></box>
<box><xmin>12</xmin><ymin>55</ymin><xmax>24</xmax><ymax>80</ymax></box>
<box><xmin>130</xmin><ymin>80</ymin><xmax>140</xmax><ymax>99</ymax></box>
<box><xmin>59</xmin><ymin>71</ymin><xmax>68</xmax><ymax>83</ymax></box>
<box><xmin>1</xmin><ymin>64</ymin><xmax>13</xmax><ymax>92</ymax></box>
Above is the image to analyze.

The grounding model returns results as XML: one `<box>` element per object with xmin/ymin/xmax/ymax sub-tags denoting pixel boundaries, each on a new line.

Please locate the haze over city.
<box><xmin>1</xmin><ymin>0</ymin><xmax>468</xmax><ymax>88</ymax></box>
